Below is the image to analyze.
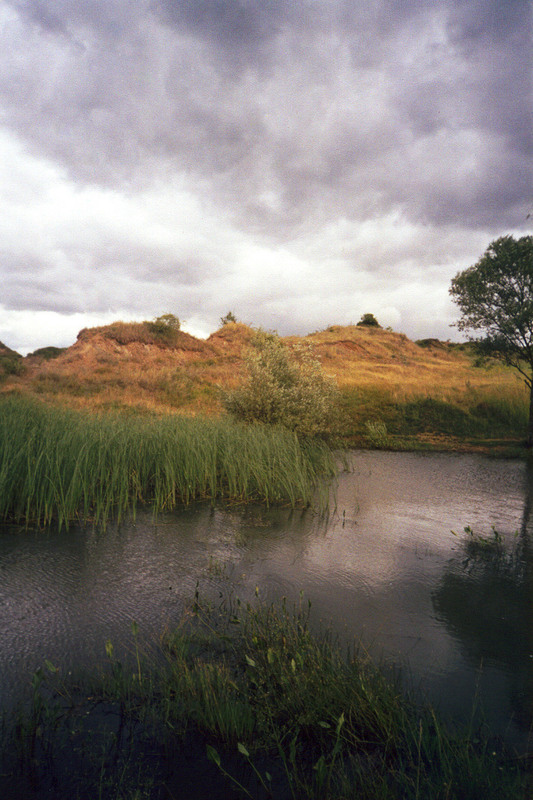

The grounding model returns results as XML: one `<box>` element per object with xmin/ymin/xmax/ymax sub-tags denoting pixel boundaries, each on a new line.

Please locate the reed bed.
<box><xmin>0</xmin><ymin>397</ymin><xmax>336</xmax><ymax>528</ymax></box>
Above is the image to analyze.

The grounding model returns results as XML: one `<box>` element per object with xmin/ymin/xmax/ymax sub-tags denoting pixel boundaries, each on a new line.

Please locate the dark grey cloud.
<box><xmin>3</xmin><ymin>0</ymin><xmax>530</xmax><ymax>220</ymax></box>
<box><xmin>0</xmin><ymin>0</ymin><xmax>531</xmax><ymax>352</ymax></box>
<box><xmin>153</xmin><ymin>0</ymin><xmax>286</xmax><ymax>53</ymax></box>
<box><xmin>8</xmin><ymin>0</ymin><xmax>146</xmax><ymax>38</ymax></box>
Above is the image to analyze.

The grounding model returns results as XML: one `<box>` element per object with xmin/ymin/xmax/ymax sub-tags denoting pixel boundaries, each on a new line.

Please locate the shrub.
<box><xmin>357</xmin><ymin>313</ymin><xmax>381</xmax><ymax>328</ymax></box>
<box><xmin>223</xmin><ymin>330</ymin><xmax>341</xmax><ymax>439</ymax></box>
<box><xmin>28</xmin><ymin>346</ymin><xmax>66</xmax><ymax>360</ymax></box>
<box><xmin>364</xmin><ymin>420</ymin><xmax>390</xmax><ymax>448</ymax></box>
<box><xmin>220</xmin><ymin>311</ymin><xmax>238</xmax><ymax>325</ymax></box>
<box><xmin>0</xmin><ymin>354</ymin><xmax>24</xmax><ymax>379</ymax></box>
<box><xmin>100</xmin><ymin>316</ymin><xmax>182</xmax><ymax>347</ymax></box>
<box><xmin>147</xmin><ymin>313</ymin><xmax>181</xmax><ymax>339</ymax></box>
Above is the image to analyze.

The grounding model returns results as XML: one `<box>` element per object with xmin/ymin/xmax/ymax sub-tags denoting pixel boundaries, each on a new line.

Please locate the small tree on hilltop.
<box><xmin>223</xmin><ymin>330</ymin><xmax>341</xmax><ymax>439</ymax></box>
<box><xmin>146</xmin><ymin>313</ymin><xmax>181</xmax><ymax>344</ymax></box>
<box><xmin>155</xmin><ymin>313</ymin><xmax>181</xmax><ymax>330</ymax></box>
<box><xmin>220</xmin><ymin>311</ymin><xmax>238</xmax><ymax>326</ymax></box>
<box><xmin>450</xmin><ymin>234</ymin><xmax>533</xmax><ymax>445</ymax></box>
<box><xmin>357</xmin><ymin>313</ymin><xmax>381</xmax><ymax>328</ymax></box>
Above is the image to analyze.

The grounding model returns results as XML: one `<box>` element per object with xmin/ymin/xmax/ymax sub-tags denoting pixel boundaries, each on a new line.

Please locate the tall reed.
<box><xmin>0</xmin><ymin>397</ymin><xmax>336</xmax><ymax>528</ymax></box>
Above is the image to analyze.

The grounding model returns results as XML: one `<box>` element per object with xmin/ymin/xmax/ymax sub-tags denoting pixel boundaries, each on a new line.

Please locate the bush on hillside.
<box><xmin>357</xmin><ymin>313</ymin><xmax>381</xmax><ymax>328</ymax></box>
<box><xmin>220</xmin><ymin>311</ymin><xmax>238</xmax><ymax>325</ymax></box>
<box><xmin>147</xmin><ymin>313</ymin><xmax>181</xmax><ymax>339</ymax></box>
<box><xmin>0</xmin><ymin>356</ymin><xmax>24</xmax><ymax>379</ymax></box>
<box><xmin>223</xmin><ymin>330</ymin><xmax>341</xmax><ymax>438</ymax></box>
<box><xmin>0</xmin><ymin>343</ymin><xmax>24</xmax><ymax>379</ymax></box>
<box><xmin>28</xmin><ymin>346</ymin><xmax>66</xmax><ymax>360</ymax></box>
<box><xmin>100</xmin><ymin>315</ymin><xmax>182</xmax><ymax>347</ymax></box>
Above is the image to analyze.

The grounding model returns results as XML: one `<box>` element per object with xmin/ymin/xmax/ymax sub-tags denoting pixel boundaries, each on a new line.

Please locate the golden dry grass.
<box><xmin>2</xmin><ymin>321</ymin><xmax>527</xmax><ymax>448</ymax></box>
<box><xmin>300</xmin><ymin>325</ymin><xmax>525</xmax><ymax>410</ymax></box>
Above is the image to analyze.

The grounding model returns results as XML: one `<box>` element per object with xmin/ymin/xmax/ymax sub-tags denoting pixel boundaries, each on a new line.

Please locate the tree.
<box><xmin>449</xmin><ymin>234</ymin><xmax>533</xmax><ymax>445</ymax></box>
<box><xmin>152</xmin><ymin>313</ymin><xmax>181</xmax><ymax>331</ymax></box>
<box><xmin>220</xmin><ymin>311</ymin><xmax>237</xmax><ymax>325</ymax></box>
<box><xmin>223</xmin><ymin>330</ymin><xmax>341</xmax><ymax>438</ymax></box>
<box><xmin>147</xmin><ymin>313</ymin><xmax>180</xmax><ymax>336</ymax></box>
<box><xmin>357</xmin><ymin>313</ymin><xmax>381</xmax><ymax>328</ymax></box>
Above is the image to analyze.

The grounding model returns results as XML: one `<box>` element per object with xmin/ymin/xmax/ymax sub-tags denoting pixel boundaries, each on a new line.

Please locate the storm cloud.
<box><xmin>0</xmin><ymin>0</ymin><xmax>531</xmax><ymax>352</ymax></box>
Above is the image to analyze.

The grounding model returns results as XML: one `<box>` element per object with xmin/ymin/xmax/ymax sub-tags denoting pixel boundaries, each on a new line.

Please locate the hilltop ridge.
<box><xmin>0</xmin><ymin>318</ymin><xmax>525</xmax><ymax>452</ymax></box>
<box><xmin>0</xmin><ymin>319</ymin><xmax>500</xmax><ymax>398</ymax></box>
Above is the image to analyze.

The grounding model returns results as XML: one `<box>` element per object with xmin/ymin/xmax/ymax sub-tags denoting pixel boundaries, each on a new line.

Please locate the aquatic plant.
<box><xmin>2</xmin><ymin>593</ymin><xmax>528</xmax><ymax>799</ymax></box>
<box><xmin>452</xmin><ymin>524</ymin><xmax>507</xmax><ymax>557</ymax></box>
<box><xmin>364</xmin><ymin>419</ymin><xmax>390</xmax><ymax>448</ymax></box>
<box><xmin>0</xmin><ymin>397</ymin><xmax>336</xmax><ymax>528</ymax></box>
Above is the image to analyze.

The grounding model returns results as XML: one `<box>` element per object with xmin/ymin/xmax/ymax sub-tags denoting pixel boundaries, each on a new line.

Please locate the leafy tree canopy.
<box><xmin>450</xmin><ymin>234</ymin><xmax>533</xmax><ymax>444</ymax></box>
<box><xmin>450</xmin><ymin>235</ymin><xmax>533</xmax><ymax>385</ymax></box>
<box><xmin>153</xmin><ymin>313</ymin><xmax>181</xmax><ymax>330</ymax></box>
<box><xmin>357</xmin><ymin>313</ymin><xmax>381</xmax><ymax>328</ymax></box>
<box><xmin>147</xmin><ymin>313</ymin><xmax>181</xmax><ymax>339</ymax></box>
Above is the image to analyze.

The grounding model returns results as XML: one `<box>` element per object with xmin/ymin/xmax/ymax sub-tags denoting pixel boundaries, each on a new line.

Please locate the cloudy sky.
<box><xmin>1</xmin><ymin>0</ymin><xmax>531</xmax><ymax>354</ymax></box>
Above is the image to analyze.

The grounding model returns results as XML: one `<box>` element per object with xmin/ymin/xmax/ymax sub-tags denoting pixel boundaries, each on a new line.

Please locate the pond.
<box><xmin>0</xmin><ymin>451</ymin><xmax>531</xmax><ymax>751</ymax></box>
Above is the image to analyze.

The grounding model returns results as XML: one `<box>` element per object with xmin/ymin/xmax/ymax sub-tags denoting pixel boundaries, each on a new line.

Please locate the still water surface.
<box><xmin>0</xmin><ymin>451</ymin><xmax>531</xmax><ymax>749</ymax></box>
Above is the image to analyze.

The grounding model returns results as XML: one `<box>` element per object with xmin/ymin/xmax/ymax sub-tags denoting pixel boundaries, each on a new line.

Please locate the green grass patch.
<box><xmin>340</xmin><ymin>387</ymin><xmax>528</xmax><ymax>447</ymax></box>
<box><xmin>28</xmin><ymin>346</ymin><xmax>67</xmax><ymax>360</ymax></box>
<box><xmin>2</xmin><ymin>595</ymin><xmax>528</xmax><ymax>799</ymax></box>
<box><xmin>0</xmin><ymin>397</ymin><xmax>336</xmax><ymax>528</ymax></box>
<box><xmin>0</xmin><ymin>353</ymin><xmax>24</xmax><ymax>380</ymax></box>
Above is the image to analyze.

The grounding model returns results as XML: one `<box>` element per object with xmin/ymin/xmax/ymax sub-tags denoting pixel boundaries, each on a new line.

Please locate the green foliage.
<box><xmin>146</xmin><ymin>313</ymin><xmax>181</xmax><ymax>339</ymax></box>
<box><xmin>28</xmin><ymin>346</ymin><xmax>66</xmax><ymax>360</ymax></box>
<box><xmin>0</xmin><ymin>354</ymin><xmax>24</xmax><ymax>379</ymax></box>
<box><xmin>101</xmin><ymin>317</ymin><xmax>183</xmax><ymax>347</ymax></box>
<box><xmin>450</xmin><ymin>235</ymin><xmax>533</xmax><ymax>385</ymax></box>
<box><xmin>223</xmin><ymin>330</ymin><xmax>342</xmax><ymax>439</ymax></box>
<box><xmin>220</xmin><ymin>311</ymin><xmax>238</xmax><ymax>325</ymax></box>
<box><xmin>357</xmin><ymin>313</ymin><xmax>381</xmax><ymax>328</ymax></box>
<box><xmin>5</xmin><ymin>595</ymin><xmax>526</xmax><ymax>799</ymax></box>
<box><xmin>0</xmin><ymin>341</ymin><xmax>24</xmax><ymax>380</ymax></box>
<box><xmin>364</xmin><ymin>420</ymin><xmax>390</xmax><ymax>448</ymax></box>
<box><xmin>340</xmin><ymin>385</ymin><xmax>527</xmax><ymax>449</ymax></box>
<box><xmin>0</xmin><ymin>397</ymin><xmax>336</xmax><ymax>527</ymax></box>
<box><xmin>450</xmin><ymin>235</ymin><xmax>533</xmax><ymax>443</ymax></box>
<box><xmin>452</xmin><ymin>524</ymin><xmax>506</xmax><ymax>558</ymax></box>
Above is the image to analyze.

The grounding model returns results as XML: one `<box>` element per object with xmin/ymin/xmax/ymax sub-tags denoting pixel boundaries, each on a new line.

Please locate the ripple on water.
<box><xmin>0</xmin><ymin>452</ymin><xmax>530</xmax><ymax>749</ymax></box>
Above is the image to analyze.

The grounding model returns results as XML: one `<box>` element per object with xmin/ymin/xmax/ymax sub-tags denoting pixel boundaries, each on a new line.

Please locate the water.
<box><xmin>0</xmin><ymin>451</ymin><xmax>531</xmax><ymax>750</ymax></box>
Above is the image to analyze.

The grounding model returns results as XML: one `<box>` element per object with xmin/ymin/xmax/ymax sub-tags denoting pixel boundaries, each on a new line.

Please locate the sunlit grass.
<box><xmin>0</xmin><ymin>397</ymin><xmax>336</xmax><ymax>528</ymax></box>
<box><xmin>5</xmin><ymin>323</ymin><xmax>528</xmax><ymax>447</ymax></box>
<box><xmin>340</xmin><ymin>376</ymin><xmax>527</xmax><ymax>446</ymax></box>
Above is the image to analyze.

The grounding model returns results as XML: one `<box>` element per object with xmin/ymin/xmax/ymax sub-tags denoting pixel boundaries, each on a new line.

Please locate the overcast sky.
<box><xmin>1</xmin><ymin>0</ymin><xmax>531</xmax><ymax>354</ymax></box>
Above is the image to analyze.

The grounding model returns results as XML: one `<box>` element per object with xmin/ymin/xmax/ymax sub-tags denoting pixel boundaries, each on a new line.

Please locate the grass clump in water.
<box><xmin>0</xmin><ymin>397</ymin><xmax>336</xmax><ymax>528</ymax></box>
<box><xmin>2</xmin><ymin>594</ymin><xmax>529</xmax><ymax>799</ymax></box>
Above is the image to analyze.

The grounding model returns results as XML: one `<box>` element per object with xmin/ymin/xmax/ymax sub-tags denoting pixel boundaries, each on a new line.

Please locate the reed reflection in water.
<box><xmin>0</xmin><ymin>451</ymin><xmax>530</xmax><ymax>749</ymax></box>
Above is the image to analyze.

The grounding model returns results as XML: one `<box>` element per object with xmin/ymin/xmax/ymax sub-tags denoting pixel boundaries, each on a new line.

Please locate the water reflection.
<box><xmin>432</xmin><ymin>460</ymin><xmax>533</xmax><ymax>737</ymax></box>
<box><xmin>0</xmin><ymin>452</ymin><xmax>530</xmax><ymax>751</ymax></box>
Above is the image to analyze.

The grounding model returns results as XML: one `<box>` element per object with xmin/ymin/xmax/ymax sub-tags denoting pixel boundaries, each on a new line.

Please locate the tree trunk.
<box><xmin>526</xmin><ymin>375</ymin><xmax>533</xmax><ymax>449</ymax></box>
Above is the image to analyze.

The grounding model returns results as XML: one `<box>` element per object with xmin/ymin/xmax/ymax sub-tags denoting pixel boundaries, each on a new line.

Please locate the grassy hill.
<box><xmin>0</xmin><ymin>341</ymin><xmax>24</xmax><ymax>381</ymax></box>
<box><xmin>1</xmin><ymin>321</ymin><xmax>527</xmax><ymax>451</ymax></box>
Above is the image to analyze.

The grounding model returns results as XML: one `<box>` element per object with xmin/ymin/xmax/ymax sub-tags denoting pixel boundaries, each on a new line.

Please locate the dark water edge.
<box><xmin>0</xmin><ymin>451</ymin><xmax>532</xmax><ymax>797</ymax></box>
<box><xmin>1</xmin><ymin>589</ymin><xmax>530</xmax><ymax>800</ymax></box>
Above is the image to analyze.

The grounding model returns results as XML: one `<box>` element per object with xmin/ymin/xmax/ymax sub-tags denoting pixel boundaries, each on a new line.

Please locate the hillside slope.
<box><xmin>1</xmin><ymin>320</ymin><xmax>526</xmax><ymax>449</ymax></box>
<box><xmin>0</xmin><ymin>341</ymin><xmax>23</xmax><ymax>381</ymax></box>
<box><xmin>3</xmin><ymin>321</ymin><xmax>255</xmax><ymax>413</ymax></box>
